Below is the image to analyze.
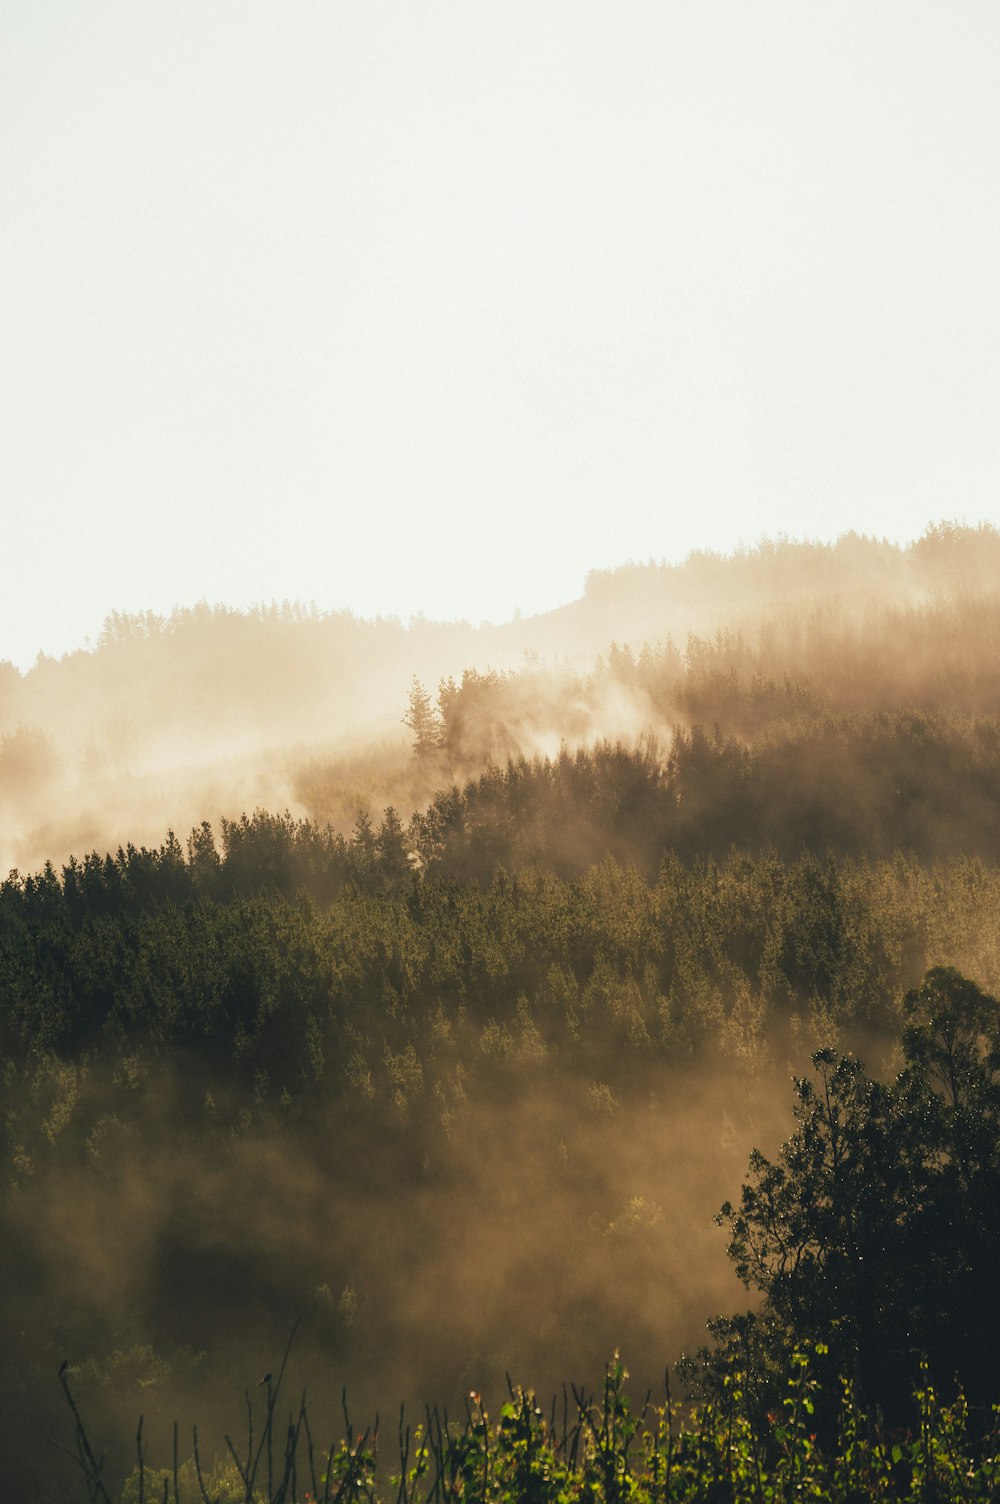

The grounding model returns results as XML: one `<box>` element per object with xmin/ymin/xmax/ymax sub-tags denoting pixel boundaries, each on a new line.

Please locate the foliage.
<box><xmin>713</xmin><ymin>969</ymin><xmax>1000</xmax><ymax>1420</ymax></box>
<box><xmin>57</xmin><ymin>1347</ymin><xmax>1000</xmax><ymax>1504</ymax></box>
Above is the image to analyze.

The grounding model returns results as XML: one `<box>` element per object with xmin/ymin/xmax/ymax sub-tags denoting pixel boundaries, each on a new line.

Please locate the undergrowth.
<box><xmin>58</xmin><ymin>1345</ymin><xmax>1000</xmax><ymax>1504</ymax></box>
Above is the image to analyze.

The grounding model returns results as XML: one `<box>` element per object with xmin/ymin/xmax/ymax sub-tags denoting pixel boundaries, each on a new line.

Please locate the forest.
<box><xmin>6</xmin><ymin>524</ymin><xmax>1000</xmax><ymax>1501</ymax></box>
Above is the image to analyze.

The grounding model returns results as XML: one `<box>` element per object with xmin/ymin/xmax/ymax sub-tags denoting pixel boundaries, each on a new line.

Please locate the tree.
<box><xmin>712</xmin><ymin>968</ymin><xmax>1000</xmax><ymax>1421</ymax></box>
<box><xmin>403</xmin><ymin>677</ymin><xmax>441</xmax><ymax>765</ymax></box>
<box><xmin>375</xmin><ymin>805</ymin><xmax>412</xmax><ymax>890</ymax></box>
<box><xmin>346</xmin><ymin>808</ymin><xmax>378</xmax><ymax>889</ymax></box>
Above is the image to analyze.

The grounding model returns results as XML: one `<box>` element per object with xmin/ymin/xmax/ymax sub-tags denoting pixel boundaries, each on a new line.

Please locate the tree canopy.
<box><xmin>714</xmin><ymin>967</ymin><xmax>1000</xmax><ymax>1422</ymax></box>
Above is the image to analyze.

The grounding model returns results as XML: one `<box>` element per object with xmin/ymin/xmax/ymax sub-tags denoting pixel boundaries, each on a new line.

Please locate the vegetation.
<box><xmin>58</xmin><ymin>1347</ymin><xmax>1000</xmax><ymax>1504</ymax></box>
<box><xmin>6</xmin><ymin>527</ymin><xmax>1000</xmax><ymax>1499</ymax></box>
<box><xmin>698</xmin><ymin>970</ymin><xmax>1000</xmax><ymax>1427</ymax></box>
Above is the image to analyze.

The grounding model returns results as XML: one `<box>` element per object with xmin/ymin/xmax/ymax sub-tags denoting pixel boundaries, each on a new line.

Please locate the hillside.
<box><xmin>2</xmin><ymin>523</ymin><xmax>997</xmax><ymax>875</ymax></box>
<box><xmin>5</xmin><ymin>524</ymin><xmax>1000</xmax><ymax>1500</ymax></box>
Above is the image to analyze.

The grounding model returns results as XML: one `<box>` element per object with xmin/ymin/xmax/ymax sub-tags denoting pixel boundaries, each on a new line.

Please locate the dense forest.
<box><xmin>6</xmin><ymin>525</ymin><xmax>1000</xmax><ymax>1501</ymax></box>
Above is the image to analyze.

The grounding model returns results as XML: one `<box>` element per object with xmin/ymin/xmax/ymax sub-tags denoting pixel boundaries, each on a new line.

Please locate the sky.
<box><xmin>2</xmin><ymin>2</ymin><xmax>999</xmax><ymax>669</ymax></box>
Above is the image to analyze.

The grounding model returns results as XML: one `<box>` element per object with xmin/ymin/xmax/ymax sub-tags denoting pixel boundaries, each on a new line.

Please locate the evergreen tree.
<box><xmin>403</xmin><ymin>677</ymin><xmax>441</xmax><ymax>764</ymax></box>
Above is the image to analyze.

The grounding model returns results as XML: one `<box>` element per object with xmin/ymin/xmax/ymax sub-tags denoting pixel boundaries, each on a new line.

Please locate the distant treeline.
<box><xmin>404</xmin><ymin>579</ymin><xmax>1000</xmax><ymax>766</ymax></box>
<box><xmin>405</xmin><ymin>713</ymin><xmax>1000</xmax><ymax>877</ymax></box>
<box><xmin>583</xmin><ymin>518</ymin><xmax>1000</xmax><ymax>610</ymax></box>
<box><xmin>3</xmin><ymin>521</ymin><xmax>999</xmax><ymax>788</ymax></box>
<box><xmin>4</xmin><ymin>523</ymin><xmax>1000</xmax><ymax>881</ymax></box>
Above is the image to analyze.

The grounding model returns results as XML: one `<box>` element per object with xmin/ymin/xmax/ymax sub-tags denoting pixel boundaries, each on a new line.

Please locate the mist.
<box><xmin>3</xmin><ymin>526</ymin><xmax>995</xmax><ymax>877</ymax></box>
<box><xmin>7</xmin><ymin>525</ymin><xmax>1000</xmax><ymax>1498</ymax></box>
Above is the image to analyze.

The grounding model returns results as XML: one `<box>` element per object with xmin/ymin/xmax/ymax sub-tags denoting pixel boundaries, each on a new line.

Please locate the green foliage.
<box><xmin>713</xmin><ymin>969</ymin><xmax>1000</xmax><ymax>1419</ymax></box>
<box><xmin>58</xmin><ymin>1348</ymin><xmax>1000</xmax><ymax>1504</ymax></box>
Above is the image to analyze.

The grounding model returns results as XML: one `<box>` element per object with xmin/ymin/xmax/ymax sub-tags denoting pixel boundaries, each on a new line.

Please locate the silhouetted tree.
<box><xmin>713</xmin><ymin>967</ymin><xmax>1000</xmax><ymax>1422</ymax></box>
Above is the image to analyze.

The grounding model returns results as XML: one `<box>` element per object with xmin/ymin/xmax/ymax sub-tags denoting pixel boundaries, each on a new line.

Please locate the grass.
<box><xmin>55</xmin><ymin>1341</ymin><xmax>1000</xmax><ymax>1504</ymax></box>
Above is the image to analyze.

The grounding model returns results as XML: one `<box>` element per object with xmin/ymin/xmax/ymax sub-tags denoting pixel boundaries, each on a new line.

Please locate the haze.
<box><xmin>4</xmin><ymin>2</ymin><xmax>1000</xmax><ymax>670</ymax></box>
<box><xmin>6</xmin><ymin>521</ymin><xmax>1000</xmax><ymax>1497</ymax></box>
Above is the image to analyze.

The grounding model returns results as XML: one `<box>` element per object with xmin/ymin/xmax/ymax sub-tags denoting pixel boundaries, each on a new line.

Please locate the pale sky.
<box><xmin>3</xmin><ymin>2</ymin><xmax>999</xmax><ymax>669</ymax></box>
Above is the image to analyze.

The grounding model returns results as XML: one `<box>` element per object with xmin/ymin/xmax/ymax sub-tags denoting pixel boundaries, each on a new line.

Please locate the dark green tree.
<box><xmin>713</xmin><ymin>968</ymin><xmax>1000</xmax><ymax>1421</ymax></box>
<box><xmin>375</xmin><ymin>805</ymin><xmax>412</xmax><ymax>890</ymax></box>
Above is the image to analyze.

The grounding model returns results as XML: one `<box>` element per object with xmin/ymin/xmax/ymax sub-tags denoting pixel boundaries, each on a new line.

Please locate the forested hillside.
<box><xmin>3</xmin><ymin>523</ymin><xmax>998</xmax><ymax>876</ymax></box>
<box><xmin>6</xmin><ymin>526</ymin><xmax>1000</xmax><ymax>1501</ymax></box>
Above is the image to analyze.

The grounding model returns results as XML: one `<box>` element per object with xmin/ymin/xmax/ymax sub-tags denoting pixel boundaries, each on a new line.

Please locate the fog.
<box><xmin>7</xmin><ymin>1041</ymin><xmax>793</xmax><ymax>1500</ymax></box>
<box><xmin>5</xmin><ymin>525</ymin><xmax>1000</xmax><ymax>1498</ymax></box>
<box><xmin>2</xmin><ymin>527</ymin><xmax>993</xmax><ymax>877</ymax></box>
